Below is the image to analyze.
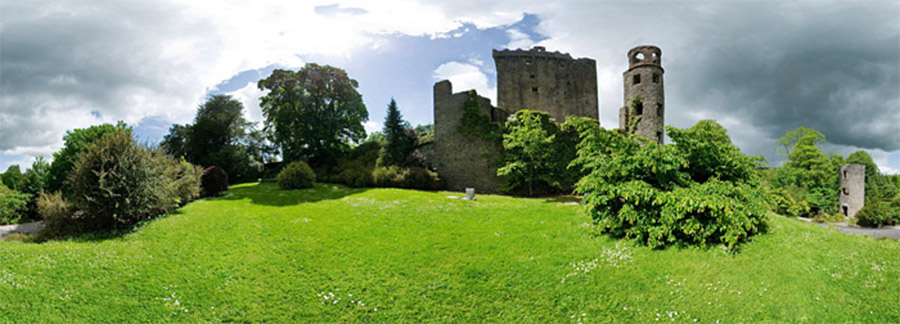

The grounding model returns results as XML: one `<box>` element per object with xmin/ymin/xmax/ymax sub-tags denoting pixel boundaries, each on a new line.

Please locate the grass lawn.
<box><xmin>1</xmin><ymin>182</ymin><xmax>898</xmax><ymax>322</ymax></box>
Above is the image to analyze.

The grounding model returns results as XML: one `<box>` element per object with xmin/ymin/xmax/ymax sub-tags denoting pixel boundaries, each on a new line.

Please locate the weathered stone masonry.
<box><xmin>494</xmin><ymin>46</ymin><xmax>599</xmax><ymax>122</ymax></box>
<box><xmin>431</xmin><ymin>47</ymin><xmax>602</xmax><ymax>193</ymax></box>
<box><xmin>619</xmin><ymin>45</ymin><xmax>665</xmax><ymax>144</ymax></box>
<box><xmin>839</xmin><ymin>163</ymin><xmax>865</xmax><ymax>218</ymax></box>
<box><xmin>431</xmin><ymin>80</ymin><xmax>506</xmax><ymax>193</ymax></box>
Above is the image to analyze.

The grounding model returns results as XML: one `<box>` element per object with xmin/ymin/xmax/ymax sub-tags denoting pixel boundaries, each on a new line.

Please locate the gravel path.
<box><xmin>0</xmin><ymin>221</ymin><xmax>45</xmax><ymax>238</ymax></box>
<box><xmin>799</xmin><ymin>218</ymin><xmax>900</xmax><ymax>240</ymax></box>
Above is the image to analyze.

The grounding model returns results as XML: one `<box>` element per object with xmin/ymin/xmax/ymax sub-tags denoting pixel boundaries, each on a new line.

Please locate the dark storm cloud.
<box><xmin>672</xmin><ymin>1</ymin><xmax>899</xmax><ymax>152</ymax></box>
<box><xmin>0</xmin><ymin>1</ymin><xmax>213</xmax><ymax>152</ymax></box>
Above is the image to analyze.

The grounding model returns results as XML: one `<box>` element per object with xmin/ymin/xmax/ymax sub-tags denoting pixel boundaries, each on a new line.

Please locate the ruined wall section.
<box><xmin>839</xmin><ymin>163</ymin><xmax>866</xmax><ymax>218</ymax></box>
<box><xmin>619</xmin><ymin>45</ymin><xmax>665</xmax><ymax>144</ymax></box>
<box><xmin>432</xmin><ymin>80</ymin><xmax>504</xmax><ymax>193</ymax></box>
<box><xmin>493</xmin><ymin>47</ymin><xmax>598</xmax><ymax>122</ymax></box>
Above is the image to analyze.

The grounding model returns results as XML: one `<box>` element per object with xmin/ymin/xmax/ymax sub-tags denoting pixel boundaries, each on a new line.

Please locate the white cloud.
<box><xmin>225</xmin><ymin>82</ymin><xmax>266</xmax><ymax>124</ymax></box>
<box><xmin>363</xmin><ymin>121</ymin><xmax>382</xmax><ymax>136</ymax></box>
<box><xmin>504</xmin><ymin>28</ymin><xmax>534</xmax><ymax>50</ymax></box>
<box><xmin>433</xmin><ymin>61</ymin><xmax>496</xmax><ymax>104</ymax></box>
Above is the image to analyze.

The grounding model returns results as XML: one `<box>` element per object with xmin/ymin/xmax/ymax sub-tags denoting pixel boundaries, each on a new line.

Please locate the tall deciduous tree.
<box><xmin>257</xmin><ymin>64</ymin><xmax>368</xmax><ymax>168</ymax></box>
<box><xmin>773</xmin><ymin>127</ymin><xmax>839</xmax><ymax>213</ymax></box>
<box><xmin>498</xmin><ymin>110</ymin><xmax>560</xmax><ymax>196</ymax></box>
<box><xmin>380</xmin><ymin>98</ymin><xmax>416</xmax><ymax>167</ymax></box>
<box><xmin>161</xmin><ymin>95</ymin><xmax>264</xmax><ymax>184</ymax></box>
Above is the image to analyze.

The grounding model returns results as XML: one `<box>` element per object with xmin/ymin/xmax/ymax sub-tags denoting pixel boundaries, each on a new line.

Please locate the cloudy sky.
<box><xmin>1</xmin><ymin>0</ymin><xmax>898</xmax><ymax>173</ymax></box>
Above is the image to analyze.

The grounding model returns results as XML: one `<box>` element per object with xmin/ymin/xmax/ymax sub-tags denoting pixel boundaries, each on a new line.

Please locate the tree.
<box><xmin>161</xmin><ymin>95</ymin><xmax>263</xmax><ymax>183</ymax></box>
<box><xmin>775</xmin><ymin>126</ymin><xmax>825</xmax><ymax>157</ymax></box>
<box><xmin>498</xmin><ymin>110</ymin><xmax>560</xmax><ymax>196</ymax></box>
<box><xmin>772</xmin><ymin>127</ymin><xmax>838</xmax><ymax>213</ymax></box>
<box><xmin>257</xmin><ymin>64</ymin><xmax>368</xmax><ymax>168</ymax></box>
<box><xmin>21</xmin><ymin>157</ymin><xmax>51</xmax><ymax>195</ymax></box>
<box><xmin>48</xmin><ymin>122</ymin><xmax>131</xmax><ymax>193</ymax></box>
<box><xmin>380</xmin><ymin>99</ymin><xmax>416</xmax><ymax>167</ymax></box>
<box><xmin>0</xmin><ymin>165</ymin><xmax>24</xmax><ymax>191</ymax></box>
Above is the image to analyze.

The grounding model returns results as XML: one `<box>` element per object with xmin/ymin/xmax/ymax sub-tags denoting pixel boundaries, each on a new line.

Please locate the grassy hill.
<box><xmin>1</xmin><ymin>182</ymin><xmax>898</xmax><ymax>322</ymax></box>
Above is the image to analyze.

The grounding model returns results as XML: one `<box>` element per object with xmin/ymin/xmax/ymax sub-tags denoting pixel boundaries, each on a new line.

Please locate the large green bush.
<box><xmin>162</xmin><ymin>155</ymin><xmax>203</xmax><ymax>205</ymax></box>
<box><xmin>277</xmin><ymin>161</ymin><xmax>316</xmax><ymax>190</ymax></box>
<box><xmin>48</xmin><ymin>122</ymin><xmax>131</xmax><ymax>193</ymax></box>
<box><xmin>576</xmin><ymin>120</ymin><xmax>768</xmax><ymax>250</ymax></box>
<box><xmin>0</xmin><ymin>184</ymin><xmax>31</xmax><ymax>225</ymax></box>
<box><xmin>769</xmin><ymin>187</ymin><xmax>809</xmax><ymax>217</ymax></box>
<box><xmin>372</xmin><ymin>166</ymin><xmax>442</xmax><ymax>190</ymax></box>
<box><xmin>856</xmin><ymin>200</ymin><xmax>898</xmax><ymax>227</ymax></box>
<box><xmin>68</xmin><ymin>130</ymin><xmax>177</xmax><ymax>229</ymax></box>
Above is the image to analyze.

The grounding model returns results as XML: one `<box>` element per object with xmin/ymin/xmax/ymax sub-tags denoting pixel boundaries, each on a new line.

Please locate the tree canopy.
<box><xmin>161</xmin><ymin>95</ymin><xmax>265</xmax><ymax>183</ymax></box>
<box><xmin>47</xmin><ymin>122</ymin><xmax>131</xmax><ymax>193</ymax></box>
<box><xmin>257</xmin><ymin>64</ymin><xmax>368</xmax><ymax>168</ymax></box>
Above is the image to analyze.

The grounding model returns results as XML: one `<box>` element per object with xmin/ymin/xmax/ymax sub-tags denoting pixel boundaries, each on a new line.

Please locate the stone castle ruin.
<box><xmin>493</xmin><ymin>47</ymin><xmax>598</xmax><ymax>122</ymax></box>
<box><xmin>430</xmin><ymin>45</ymin><xmax>665</xmax><ymax>193</ymax></box>
<box><xmin>839</xmin><ymin>163</ymin><xmax>865</xmax><ymax>218</ymax></box>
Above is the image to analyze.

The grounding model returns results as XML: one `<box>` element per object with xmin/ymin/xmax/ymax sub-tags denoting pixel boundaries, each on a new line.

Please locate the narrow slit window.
<box><xmin>633</xmin><ymin>74</ymin><xmax>641</xmax><ymax>85</ymax></box>
<box><xmin>652</xmin><ymin>73</ymin><xmax>660</xmax><ymax>83</ymax></box>
<box><xmin>843</xmin><ymin>188</ymin><xmax>849</xmax><ymax>195</ymax></box>
<box><xmin>532</xmin><ymin>87</ymin><xmax>538</xmax><ymax>93</ymax></box>
<box><xmin>635</xmin><ymin>101</ymin><xmax>643</xmax><ymax>115</ymax></box>
<box><xmin>843</xmin><ymin>170</ymin><xmax>847</xmax><ymax>178</ymax></box>
<box><xmin>657</xmin><ymin>103</ymin><xmax>663</xmax><ymax>117</ymax></box>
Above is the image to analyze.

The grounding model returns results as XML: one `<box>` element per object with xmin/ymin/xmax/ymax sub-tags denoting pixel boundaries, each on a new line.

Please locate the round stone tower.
<box><xmin>619</xmin><ymin>45</ymin><xmax>665</xmax><ymax>144</ymax></box>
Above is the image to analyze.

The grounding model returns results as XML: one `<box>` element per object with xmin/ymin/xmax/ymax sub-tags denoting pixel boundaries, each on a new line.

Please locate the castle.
<box><xmin>430</xmin><ymin>45</ymin><xmax>666</xmax><ymax>193</ymax></box>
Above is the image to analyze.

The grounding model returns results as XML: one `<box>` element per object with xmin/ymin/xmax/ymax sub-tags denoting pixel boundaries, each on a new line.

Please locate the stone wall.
<box><xmin>839</xmin><ymin>163</ymin><xmax>866</xmax><ymax>218</ymax></box>
<box><xmin>431</xmin><ymin>80</ymin><xmax>505</xmax><ymax>193</ymax></box>
<box><xmin>493</xmin><ymin>46</ymin><xmax>598</xmax><ymax>122</ymax></box>
<box><xmin>619</xmin><ymin>45</ymin><xmax>665</xmax><ymax>145</ymax></box>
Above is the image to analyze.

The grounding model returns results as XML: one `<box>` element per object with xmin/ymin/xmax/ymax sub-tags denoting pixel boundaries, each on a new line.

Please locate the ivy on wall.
<box><xmin>457</xmin><ymin>90</ymin><xmax>503</xmax><ymax>142</ymax></box>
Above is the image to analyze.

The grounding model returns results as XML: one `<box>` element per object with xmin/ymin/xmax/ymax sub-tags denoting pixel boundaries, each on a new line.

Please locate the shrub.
<box><xmin>162</xmin><ymin>156</ymin><xmax>203</xmax><ymax>205</ymax></box>
<box><xmin>373</xmin><ymin>166</ymin><xmax>442</xmax><ymax>190</ymax></box>
<box><xmin>576</xmin><ymin>120</ymin><xmax>767</xmax><ymax>250</ymax></box>
<box><xmin>856</xmin><ymin>200</ymin><xmax>897</xmax><ymax>228</ymax></box>
<box><xmin>334</xmin><ymin>164</ymin><xmax>375</xmax><ymax>187</ymax></box>
<box><xmin>69</xmin><ymin>130</ymin><xmax>174</xmax><ymax>229</ymax></box>
<box><xmin>769</xmin><ymin>187</ymin><xmax>809</xmax><ymax>217</ymax></box>
<box><xmin>277</xmin><ymin>161</ymin><xmax>316</xmax><ymax>190</ymax></box>
<box><xmin>201</xmin><ymin>166</ymin><xmax>229</xmax><ymax>197</ymax></box>
<box><xmin>0</xmin><ymin>184</ymin><xmax>31</xmax><ymax>225</ymax></box>
<box><xmin>829</xmin><ymin>211</ymin><xmax>845</xmax><ymax>223</ymax></box>
<box><xmin>36</xmin><ymin>191</ymin><xmax>71</xmax><ymax>229</ymax></box>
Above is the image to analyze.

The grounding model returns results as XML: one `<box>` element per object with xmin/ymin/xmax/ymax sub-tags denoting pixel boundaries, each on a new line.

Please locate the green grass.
<box><xmin>1</xmin><ymin>182</ymin><xmax>898</xmax><ymax>322</ymax></box>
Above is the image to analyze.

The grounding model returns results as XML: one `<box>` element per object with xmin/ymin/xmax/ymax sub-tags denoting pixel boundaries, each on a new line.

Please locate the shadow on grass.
<box><xmin>542</xmin><ymin>195</ymin><xmax>582</xmax><ymax>204</ymax></box>
<box><xmin>18</xmin><ymin>210</ymin><xmax>187</xmax><ymax>244</ymax></box>
<box><xmin>218</xmin><ymin>182</ymin><xmax>368</xmax><ymax>207</ymax></box>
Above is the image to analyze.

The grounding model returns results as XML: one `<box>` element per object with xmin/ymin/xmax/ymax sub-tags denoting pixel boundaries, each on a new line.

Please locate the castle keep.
<box><xmin>619</xmin><ymin>45</ymin><xmax>665</xmax><ymax>144</ymax></box>
<box><xmin>493</xmin><ymin>46</ymin><xmax>599</xmax><ymax>122</ymax></box>
<box><xmin>431</xmin><ymin>45</ymin><xmax>665</xmax><ymax>193</ymax></box>
<box><xmin>839</xmin><ymin>163</ymin><xmax>865</xmax><ymax>218</ymax></box>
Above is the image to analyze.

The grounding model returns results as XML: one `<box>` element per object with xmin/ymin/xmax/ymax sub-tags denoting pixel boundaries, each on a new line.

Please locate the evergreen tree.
<box><xmin>380</xmin><ymin>98</ymin><xmax>415</xmax><ymax>167</ymax></box>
